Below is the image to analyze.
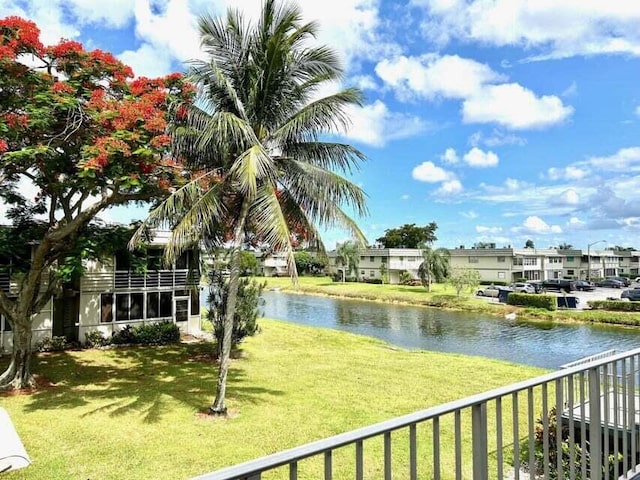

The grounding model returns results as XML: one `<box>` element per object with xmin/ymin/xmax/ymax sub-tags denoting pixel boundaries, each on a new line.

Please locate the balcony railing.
<box><xmin>114</xmin><ymin>270</ymin><xmax>196</xmax><ymax>290</ymax></box>
<box><xmin>194</xmin><ymin>347</ymin><xmax>640</xmax><ymax>480</ymax></box>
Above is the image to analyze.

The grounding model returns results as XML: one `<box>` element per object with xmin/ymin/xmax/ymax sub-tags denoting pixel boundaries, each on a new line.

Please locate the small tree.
<box><xmin>336</xmin><ymin>241</ymin><xmax>361</xmax><ymax>281</ymax></box>
<box><xmin>376</xmin><ymin>223</ymin><xmax>438</xmax><ymax>248</ymax></box>
<box><xmin>238</xmin><ymin>251</ymin><xmax>258</xmax><ymax>276</ymax></box>
<box><xmin>207</xmin><ymin>271</ymin><xmax>265</xmax><ymax>357</ymax></box>
<box><xmin>417</xmin><ymin>247</ymin><xmax>451</xmax><ymax>292</ymax></box>
<box><xmin>525</xmin><ymin>239</ymin><xmax>535</xmax><ymax>248</ymax></box>
<box><xmin>379</xmin><ymin>262</ymin><xmax>388</xmax><ymax>284</ymax></box>
<box><xmin>294</xmin><ymin>251</ymin><xmax>314</xmax><ymax>275</ymax></box>
<box><xmin>447</xmin><ymin>268</ymin><xmax>481</xmax><ymax>297</ymax></box>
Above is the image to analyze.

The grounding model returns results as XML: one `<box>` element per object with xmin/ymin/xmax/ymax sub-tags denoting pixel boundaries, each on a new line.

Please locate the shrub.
<box><xmin>588</xmin><ymin>300</ymin><xmax>640</xmax><ymax>312</ymax></box>
<box><xmin>111</xmin><ymin>324</ymin><xmax>136</xmax><ymax>345</ymax></box>
<box><xmin>207</xmin><ymin>272</ymin><xmax>265</xmax><ymax>357</ymax></box>
<box><xmin>35</xmin><ymin>336</ymin><xmax>68</xmax><ymax>352</ymax></box>
<box><xmin>134</xmin><ymin>322</ymin><xmax>180</xmax><ymax>345</ymax></box>
<box><xmin>398</xmin><ymin>271</ymin><xmax>412</xmax><ymax>285</ymax></box>
<box><xmin>110</xmin><ymin>322</ymin><xmax>180</xmax><ymax>346</ymax></box>
<box><xmin>362</xmin><ymin>278</ymin><xmax>382</xmax><ymax>284</ymax></box>
<box><xmin>507</xmin><ymin>293</ymin><xmax>557</xmax><ymax>311</ymax></box>
<box><xmin>479</xmin><ymin>280</ymin><xmax>508</xmax><ymax>286</ymax></box>
<box><xmin>84</xmin><ymin>330</ymin><xmax>110</xmax><ymax>348</ymax></box>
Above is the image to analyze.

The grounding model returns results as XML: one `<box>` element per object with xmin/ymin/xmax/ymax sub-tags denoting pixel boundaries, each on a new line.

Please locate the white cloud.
<box><xmin>441</xmin><ymin>148</ymin><xmax>459</xmax><ymax>164</ymax></box>
<box><xmin>414</xmin><ymin>1</ymin><xmax>640</xmax><ymax>60</ymax></box>
<box><xmin>436</xmin><ymin>179</ymin><xmax>463</xmax><ymax>195</ymax></box>
<box><xmin>118</xmin><ymin>43</ymin><xmax>173</xmax><ymax>78</ymax></box>
<box><xmin>567</xmin><ymin>217</ymin><xmax>586</xmax><ymax>229</ymax></box>
<box><xmin>469</xmin><ymin>129</ymin><xmax>527</xmax><ymax>147</ymax></box>
<box><xmin>562</xmin><ymin>81</ymin><xmax>578</xmax><ymax>97</ymax></box>
<box><xmin>462</xmin><ymin>83</ymin><xmax>573</xmax><ymax>130</ymax></box>
<box><xmin>547</xmin><ymin>166</ymin><xmax>588</xmax><ymax>180</ymax></box>
<box><xmin>586</xmin><ymin>147</ymin><xmax>640</xmax><ymax>172</ymax></box>
<box><xmin>476</xmin><ymin>225</ymin><xmax>503</xmax><ymax>234</ymax></box>
<box><xmin>375</xmin><ymin>54</ymin><xmax>504</xmax><ymax>100</ymax></box>
<box><xmin>549</xmin><ymin>189</ymin><xmax>580</xmax><ymax>206</ymax></box>
<box><xmin>635</xmin><ymin>105</ymin><xmax>640</xmax><ymax>117</ymax></box>
<box><xmin>412</xmin><ymin>161</ymin><xmax>453</xmax><ymax>183</ymax></box>
<box><xmin>401</xmin><ymin>194</ymin><xmax>410</xmax><ymax>200</ymax></box>
<box><xmin>463</xmin><ymin>147</ymin><xmax>499</xmax><ymax>168</ymax></box>
<box><xmin>351</xmin><ymin>75</ymin><xmax>378</xmax><ymax>90</ymax></box>
<box><xmin>460</xmin><ymin>210</ymin><xmax>478</xmax><ymax>219</ymax></box>
<box><xmin>344</xmin><ymin>101</ymin><xmax>429</xmax><ymax>147</ymax></box>
<box><xmin>504</xmin><ymin>178</ymin><xmax>521</xmax><ymax>191</ymax></box>
<box><xmin>512</xmin><ymin>216</ymin><xmax>563</xmax><ymax>235</ymax></box>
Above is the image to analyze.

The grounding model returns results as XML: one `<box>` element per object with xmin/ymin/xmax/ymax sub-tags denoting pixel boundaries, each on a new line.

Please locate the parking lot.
<box><xmin>477</xmin><ymin>283</ymin><xmax>637</xmax><ymax>310</ymax></box>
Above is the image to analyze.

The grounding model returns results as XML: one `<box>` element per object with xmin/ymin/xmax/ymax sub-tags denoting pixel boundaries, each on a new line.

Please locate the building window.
<box><xmin>147</xmin><ymin>291</ymin><xmax>173</xmax><ymax>319</ymax></box>
<box><xmin>548</xmin><ymin>257</ymin><xmax>562</xmax><ymax>264</ymax></box>
<box><xmin>370</xmin><ymin>256</ymin><xmax>375</xmax><ymax>262</ymax></box>
<box><xmin>497</xmin><ymin>256</ymin><xmax>505</xmax><ymax>263</ymax></box>
<box><xmin>190</xmin><ymin>289</ymin><xmax>200</xmax><ymax>316</ymax></box>
<box><xmin>399</xmin><ymin>256</ymin><xmax>404</xmax><ymax>261</ymax></box>
<box><xmin>469</xmin><ymin>256</ymin><xmax>479</xmax><ymax>263</ymax></box>
<box><xmin>567</xmin><ymin>269</ymin><xmax>574</xmax><ymax>275</ymax></box>
<box><xmin>360</xmin><ymin>270</ymin><xmax>365</xmax><ymax>275</ymax></box>
<box><xmin>381</xmin><ymin>257</ymin><xmax>387</xmax><ymax>263</ymax></box>
<box><xmin>1</xmin><ymin>314</ymin><xmax>10</xmax><ymax>331</ymax></box>
<box><xmin>498</xmin><ymin>272</ymin><xmax>505</xmax><ymax>279</ymax></box>
<box><xmin>115</xmin><ymin>293</ymin><xmax>144</xmax><ymax>321</ymax></box>
<box><xmin>101</xmin><ymin>293</ymin><xmax>113</xmax><ymax>323</ymax></box>
<box><xmin>513</xmin><ymin>258</ymin><xmax>523</xmax><ymax>266</ymax></box>
<box><xmin>524</xmin><ymin>257</ymin><xmax>537</xmax><ymax>266</ymax></box>
<box><xmin>370</xmin><ymin>270</ymin><xmax>375</xmax><ymax>277</ymax></box>
<box><xmin>566</xmin><ymin>256</ymin><xmax>574</xmax><ymax>262</ymax></box>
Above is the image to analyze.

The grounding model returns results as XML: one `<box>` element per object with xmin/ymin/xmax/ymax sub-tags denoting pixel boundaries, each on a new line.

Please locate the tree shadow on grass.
<box><xmin>18</xmin><ymin>341</ymin><xmax>284</xmax><ymax>423</ymax></box>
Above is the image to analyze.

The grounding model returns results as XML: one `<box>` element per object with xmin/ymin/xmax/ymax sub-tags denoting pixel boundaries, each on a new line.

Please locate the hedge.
<box><xmin>507</xmin><ymin>293</ymin><xmax>557</xmax><ymax>311</ymax></box>
<box><xmin>587</xmin><ymin>300</ymin><xmax>640</xmax><ymax>312</ymax></box>
<box><xmin>479</xmin><ymin>280</ymin><xmax>508</xmax><ymax>286</ymax></box>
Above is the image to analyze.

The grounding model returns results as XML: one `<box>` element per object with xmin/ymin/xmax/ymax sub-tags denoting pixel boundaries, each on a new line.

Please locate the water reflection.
<box><xmin>260</xmin><ymin>291</ymin><xmax>640</xmax><ymax>369</ymax></box>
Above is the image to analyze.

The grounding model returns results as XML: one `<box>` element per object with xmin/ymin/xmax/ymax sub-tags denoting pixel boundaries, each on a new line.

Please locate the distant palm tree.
<box><xmin>134</xmin><ymin>0</ymin><xmax>367</xmax><ymax>415</ymax></box>
<box><xmin>418</xmin><ymin>247</ymin><xmax>451</xmax><ymax>292</ymax></box>
<box><xmin>336</xmin><ymin>241</ymin><xmax>360</xmax><ymax>281</ymax></box>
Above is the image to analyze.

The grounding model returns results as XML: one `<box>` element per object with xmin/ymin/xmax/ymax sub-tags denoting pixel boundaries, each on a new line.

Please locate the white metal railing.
<box><xmin>194</xmin><ymin>347</ymin><xmax>640</xmax><ymax>480</ymax></box>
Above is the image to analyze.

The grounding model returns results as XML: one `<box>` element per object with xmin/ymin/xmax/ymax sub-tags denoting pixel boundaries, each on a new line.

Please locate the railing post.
<box><xmin>472</xmin><ymin>403</ymin><xmax>488</xmax><ymax>480</ymax></box>
<box><xmin>588</xmin><ymin>367</ymin><xmax>602</xmax><ymax>480</ymax></box>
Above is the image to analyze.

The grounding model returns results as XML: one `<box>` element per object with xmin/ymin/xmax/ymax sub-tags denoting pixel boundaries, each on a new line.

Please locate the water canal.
<box><xmin>260</xmin><ymin>291</ymin><xmax>640</xmax><ymax>369</ymax></box>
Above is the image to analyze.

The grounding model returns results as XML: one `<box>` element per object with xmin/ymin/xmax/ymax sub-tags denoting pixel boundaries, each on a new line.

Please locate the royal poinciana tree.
<box><xmin>0</xmin><ymin>17</ymin><xmax>193</xmax><ymax>389</ymax></box>
<box><xmin>132</xmin><ymin>0</ymin><xmax>368</xmax><ymax>414</ymax></box>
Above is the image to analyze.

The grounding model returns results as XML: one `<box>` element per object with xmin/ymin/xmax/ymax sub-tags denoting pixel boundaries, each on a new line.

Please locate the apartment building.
<box><xmin>0</xmin><ymin>230</ymin><xmax>202</xmax><ymax>353</ymax></box>
<box><xmin>327</xmin><ymin>248</ymin><xmax>424</xmax><ymax>284</ymax></box>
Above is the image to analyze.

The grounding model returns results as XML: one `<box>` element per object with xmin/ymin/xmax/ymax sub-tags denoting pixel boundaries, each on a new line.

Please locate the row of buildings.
<box><xmin>257</xmin><ymin>246</ymin><xmax>640</xmax><ymax>284</ymax></box>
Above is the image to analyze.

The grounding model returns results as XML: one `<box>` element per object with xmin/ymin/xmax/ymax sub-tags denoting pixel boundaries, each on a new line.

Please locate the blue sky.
<box><xmin>2</xmin><ymin>0</ymin><xmax>640</xmax><ymax>250</ymax></box>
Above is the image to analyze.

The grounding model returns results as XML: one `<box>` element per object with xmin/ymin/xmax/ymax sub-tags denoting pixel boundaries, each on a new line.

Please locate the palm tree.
<box><xmin>418</xmin><ymin>247</ymin><xmax>451</xmax><ymax>292</ymax></box>
<box><xmin>336</xmin><ymin>241</ymin><xmax>360</xmax><ymax>281</ymax></box>
<box><xmin>132</xmin><ymin>0</ymin><xmax>367</xmax><ymax>415</ymax></box>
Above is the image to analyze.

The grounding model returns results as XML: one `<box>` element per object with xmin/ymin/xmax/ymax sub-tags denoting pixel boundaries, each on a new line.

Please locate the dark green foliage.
<box><xmin>294</xmin><ymin>251</ymin><xmax>327</xmax><ymax>275</ymax></box>
<box><xmin>521</xmin><ymin>407</ymin><xmax>621</xmax><ymax>479</ymax></box>
<box><xmin>507</xmin><ymin>293</ymin><xmax>557</xmax><ymax>311</ymax></box>
<box><xmin>84</xmin><ymin>330</ymin><xmax>110</xmax><ymax>348</ymax></box>
<box><xmin>238</xmin><ymin>251</ymin><xmax>258</xmax><ymax>276</ymax></box>
<box><xmin>480</xmin><ymin>280</ymin><xmax>508</xmax><ymax>286</ymax></box>
<box><xmin>111</xmin><ymin>322</ymin><xmax>180</xmax><ymax>346</ymax></box>
<box><xmin>376</xmin><ymin>223</ymin><xmax>438</xmax><ymax>248</ymax></box>
<box><xmin>207</xmin><ymin>271</ymin><xmax>265</xmax><ymax>356</ymax></box>
<box><xmin>362</xmin><ymin>278</ymin><xmax>382</xmax><ymax>284</ymax></box>
<box><xmin>398</xmin><ymin>271</ymin><xmax>413</xmax><ymax>285</ymax></box>
<box><xmin>588</xmin><ymin>300</ymin><xmax>640</xmax><ymax>312</ymax></box>
<box><xmin>35</xmin><ymin>336</ymin><xmax>68</xmax><ymax>352</ymax></box>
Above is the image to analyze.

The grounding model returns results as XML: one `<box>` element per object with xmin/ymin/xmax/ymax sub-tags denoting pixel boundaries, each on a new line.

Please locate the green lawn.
<box><xmin>1</xmin><ymin>320</ymin><xmax>545</xmax><ymax>479</ymax></box>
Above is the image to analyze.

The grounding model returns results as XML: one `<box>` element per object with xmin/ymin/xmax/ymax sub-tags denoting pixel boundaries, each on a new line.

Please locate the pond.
<box><xmin>259</xmin><ymin>291</ymin><xmax>640</xmax><ymax>369</ymax></box>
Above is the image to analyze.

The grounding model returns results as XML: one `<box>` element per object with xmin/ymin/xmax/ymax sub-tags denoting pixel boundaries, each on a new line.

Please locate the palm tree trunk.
<box><xmin>0</xmin><ymin>317</ymin><xmax>35</xmax><ymax>390</ymax></box>
<box><xmin>210</xmin><ymin>197</ymin><xmax>251</xmax><ymax>415</ymax></box>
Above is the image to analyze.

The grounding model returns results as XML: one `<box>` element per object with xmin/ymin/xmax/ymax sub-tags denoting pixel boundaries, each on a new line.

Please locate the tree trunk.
<box><xmin>210</xmin><ymin>198</ymin><xmax>251</xmax><ymax>415</ymax></box>
<box><xmin>0</xmin><ymin>318</ymin><xmax>35</xmax><ymax>390</ymax></box>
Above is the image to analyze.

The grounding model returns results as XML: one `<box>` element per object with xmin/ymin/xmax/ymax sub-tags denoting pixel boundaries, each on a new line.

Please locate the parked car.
<box><xmin>541</xmin><ymin>279</ymin><xmax>575</xmax><ymax>293</ymax></box>
<box><xmin>606</xmin><ymin>276</ymin><xmax>631</xmax><ymax>287</ymax></box>
<box><xmin>595</xmin><ymin>279</ymin><xmax>624</xmax><ymax>288</ymax></box>
<box><xmin>573</xmin><ymin>280</ymin><xmax>596</xmax><ymax>291</ymax></box>
<box><xmin>634</xmin><ymin>277</ymin><xmax>640</xmax><ymax>283</ymax></box>
<box><xmin>509</xmin><ymin>282</ymin><xmax>536</xmax><ymax>294</ymax></box>
<box><xmin>476</xmin><ymin>285</ymin><xmax>512</xmax><ymax>297</ymax></box>
<box><xmin>621</xmin><ymin>289</ymin><xmax>640</xmax><ymax>301</ymax></box>
<box><xmin>528</xmin><ymin>281</ymin><xmax>545</xmax><ymax>293</ymax></box>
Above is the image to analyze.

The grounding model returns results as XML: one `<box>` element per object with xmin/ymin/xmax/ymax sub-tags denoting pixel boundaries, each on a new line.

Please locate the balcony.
<box><xmin>194</xmin><ymin>348</ymin><xmax>640</xmax><ymax>480</ymax></box>
<box><xmin>114</xmin><ymin>270</ymin><xmax>197</xmax><ymax>290</ymax></box>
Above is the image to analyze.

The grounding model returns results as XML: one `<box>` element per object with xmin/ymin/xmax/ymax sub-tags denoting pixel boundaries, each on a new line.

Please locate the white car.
<box><xmin>476</xmin><ymin>285</ymin><xmax>504</xmax><ymax>297</ymax></box>
<box><xmin>510</xmin><ymin>282</ymin><xmax>536</xmax><ymax>294</ymax></box>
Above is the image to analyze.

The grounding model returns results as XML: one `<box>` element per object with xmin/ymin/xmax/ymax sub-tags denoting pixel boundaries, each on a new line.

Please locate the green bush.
<box><xmin>507</xmin><ymin>293</ymin><xmax>557</xmax><ymax>311</ymax></box>
<box><xmin>110</xmin><ymin>322</ymin><xmax>180</xmax><ymax>346</ymax></box>
<box><xmin>588</xmin><ymin>300</ymin><xmax>640</xmax><ymax>312</ymax></box>
<box><xmin>362</xmin><ymin>278</ymin><xmax>382</xmax><ymax>284</ymax></box>
<box><xmin>84</xmin><ymin>330</ymin><xmax>110</xmax><ymax>348</ymax></box>
<box><xmin>35</xmin><ymin>336</ymin><xmax>68</xmax><ymax>352</ymax></box>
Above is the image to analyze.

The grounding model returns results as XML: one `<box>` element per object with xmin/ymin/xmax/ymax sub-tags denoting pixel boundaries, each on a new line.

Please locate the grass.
<box><xmin>263</xmin><ymin>276</ymin><xmax>640</xmax><ymax>327</ymax></box>
<box><xmin>1</xmin><ymin>320</ymin><xmax>545</xmax><ymax>479</ymax></box>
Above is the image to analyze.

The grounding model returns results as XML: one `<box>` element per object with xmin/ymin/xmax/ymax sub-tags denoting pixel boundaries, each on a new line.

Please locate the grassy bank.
<box><xmin>1</xmin><ymin>320</ymin><xmax>544</xmax><ymax>479</ymax></box>
<box><xmin>263</xmin><ymin>276</ymin><xmax>640</xmax><ymax>327</ymax></box>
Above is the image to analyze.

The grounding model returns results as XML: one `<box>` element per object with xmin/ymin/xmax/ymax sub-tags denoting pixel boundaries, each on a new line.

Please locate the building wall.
<box><xmin>1</xmin><ymin>300</ymin><xmax>53</xmax><ymax>354</ymax></box>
